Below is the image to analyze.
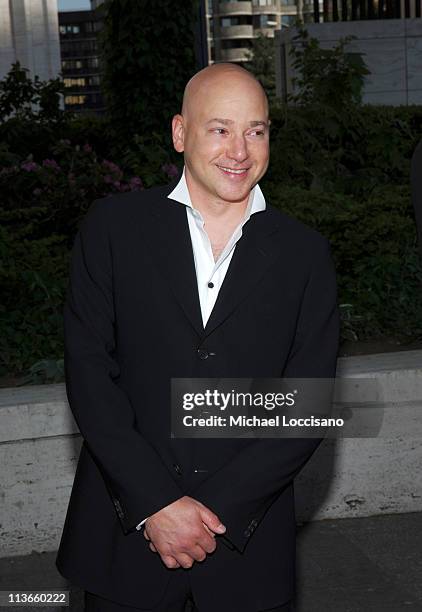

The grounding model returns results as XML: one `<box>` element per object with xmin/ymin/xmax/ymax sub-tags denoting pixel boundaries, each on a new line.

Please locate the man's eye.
<box><xmin>213</xmin><ymin>128</ymin><xmax>227</xmax><ymax>135</ymax></box>
<box><xmin>249</xmin><ymin>130</ymin><xmax>265</xmax><ymax>137</ymax></box>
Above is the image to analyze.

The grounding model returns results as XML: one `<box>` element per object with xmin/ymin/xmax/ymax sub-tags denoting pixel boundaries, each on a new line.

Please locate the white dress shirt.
<box><xmin>135</xmin><ymin>166</ymin><xmax>266</xmax><ymax>530</ymax></box>
<box><xmin>168</xmin><ymin>166</ymin><xmax>266</xmax><ymax>326</ymax></box>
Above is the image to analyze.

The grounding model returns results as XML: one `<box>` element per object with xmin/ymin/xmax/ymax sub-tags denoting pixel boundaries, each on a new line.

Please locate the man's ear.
<box><xmin>172</xmin><ymin>114</ymin><xmax>185</xmax><ymax>153</ymax></box>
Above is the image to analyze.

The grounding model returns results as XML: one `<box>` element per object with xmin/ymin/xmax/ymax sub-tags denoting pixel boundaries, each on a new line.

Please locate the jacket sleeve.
<box><xmin>64</xmin><ymin>197</ymin><xmax>183</xmax><ymax>535</ymax></box>
<box><xmin>188</xmin><ymin>236</ymin><xmax>340</xmax><ymax>553</ymax></box>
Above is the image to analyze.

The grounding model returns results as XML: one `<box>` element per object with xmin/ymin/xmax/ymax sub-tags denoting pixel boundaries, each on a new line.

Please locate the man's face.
<box><xmin>172</xmin><ymin>72</ymin><xmax>270</xmax><ymax>204</ymax></box>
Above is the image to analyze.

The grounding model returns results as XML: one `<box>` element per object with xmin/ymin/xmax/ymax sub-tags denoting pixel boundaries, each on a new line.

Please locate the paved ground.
<box><xmin>1</xmin><ymin>513</ymin><xmax>421</xmax><ymax>611</ymax></box>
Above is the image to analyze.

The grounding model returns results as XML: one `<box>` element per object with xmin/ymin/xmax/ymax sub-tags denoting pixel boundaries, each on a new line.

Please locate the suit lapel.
<box><xmin>145</xmin><ymin>180</ymin><xmax>281</xmax><ymax>339</ymax></box>
<box><xmin>147</xmin><ymin>182</ymin><xmax>205</xmax><ymax>338</ymax></box>
<box><xmin>203</xmin><ymin>208</ymin><xmax>281</xmax><ymax>337</ymax></box>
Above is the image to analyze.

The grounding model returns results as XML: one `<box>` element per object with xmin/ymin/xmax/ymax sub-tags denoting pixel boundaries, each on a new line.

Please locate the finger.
<box><xmin>197</xmin><ymin>532</ymin><xmax>217</xmax><ymax>554</ymax></box>
<box><xmin>202</xmin><ymin>522</ymin><xmax>216</xmax><ymax>537</ymax></box>
<box><xmin>188</xmin><ymin>544</ymin><xmax>207</xmax><ymax>562</ymax></box>
<box><xmin>143</xmin><ymin>529</ymin><xmax>150</xmax><ymax>541</ymax></box>
<box><xmin>174</xmin><ymin>552</ymin><xmax>195</xmax><ymax>569</ymax></box>
<box><xmin>161</xmin><ymin>555</ymin><xmax>180</xmax><ymax>569</ymax></box>
<box><xmin>198</xmin><ymin>507</ymin><xmax>226</xmax><ymax>534</ymax></box>
<box><xmin>148</xmin><ymin>542</ymin><xmax>157</xmax><ymax>552</ymax></box>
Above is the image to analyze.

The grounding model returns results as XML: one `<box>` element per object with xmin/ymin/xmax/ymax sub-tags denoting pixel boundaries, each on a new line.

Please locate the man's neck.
<box><xmin>184</xmin><ymin>169</ymin><xmax>254</xmax><ymax>263</ymax></box>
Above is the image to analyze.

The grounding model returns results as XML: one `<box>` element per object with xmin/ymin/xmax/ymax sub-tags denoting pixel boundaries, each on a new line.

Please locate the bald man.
<box><xmin>56</xmin><ymin>64</ymin><xmax>339</xmax><ymax>612</ymax></box>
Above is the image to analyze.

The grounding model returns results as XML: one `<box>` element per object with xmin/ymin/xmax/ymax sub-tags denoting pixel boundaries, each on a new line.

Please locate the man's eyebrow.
<box><xmin>206</xmin><ymin>118</ymin><xmax>233</xmax><ymax>125</ymax></box>
<box><xmin>206</xmin><ymin>118</ymin><xmax>269</xmax><ymax>127</ymax></box>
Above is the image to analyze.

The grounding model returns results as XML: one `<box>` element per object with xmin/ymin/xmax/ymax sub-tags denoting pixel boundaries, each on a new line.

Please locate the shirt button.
<box><xmin>207</xmin><ymin>282</ymin><xmax>214</xmax><ymax>288</ymax></box>
<box><xmin>197</xmin><ymin>348</ymin><xmax>209</xmax><ymax>360</ymax></box>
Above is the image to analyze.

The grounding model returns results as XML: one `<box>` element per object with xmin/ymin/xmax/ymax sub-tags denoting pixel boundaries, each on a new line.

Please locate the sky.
<box><xmin>58</xmin><ymin>0</ymin><xmax>91</xmax><ymax>10</ymax></box>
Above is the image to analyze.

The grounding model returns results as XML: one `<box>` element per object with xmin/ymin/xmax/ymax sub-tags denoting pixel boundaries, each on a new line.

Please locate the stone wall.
<box><xmin>1</xmin><ymin>350</ymin><xmax>422</xmax><ymax>557</ymax></box>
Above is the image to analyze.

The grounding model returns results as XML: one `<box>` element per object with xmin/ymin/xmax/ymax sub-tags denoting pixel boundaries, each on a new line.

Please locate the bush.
<box><xmin>1</xmin><ymin>36</ymin><xmax>422</xmax><ymax>380</ymax></box>
<box><xmin>0</xmin><ymin>139</ymin><xmax>178</xmax><ymax>377</ymax></box>
<box><xmin>0</xmin><ymin>224</ymin><xmax>68</xmax><ymax>374</ymax></box>
<box><xmin>263</xmin><ymin>184</ymin><xmax>422</xmax><ymax>341</ymax></box>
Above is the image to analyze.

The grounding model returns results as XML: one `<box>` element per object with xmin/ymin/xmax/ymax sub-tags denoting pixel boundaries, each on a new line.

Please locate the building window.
<box><xmin>64</xmin><ymin>77</ymin><xmax>87</xmax><ymax>87</ymax></box>
<box><xmin>281</xmin><ymin>14</ymin><xmax>297</xmax><ymax>25</ymax></box>
<box><xmin>60</xmin><ymin>39</ymin><xmax>97</xmax><ymax>57</ymax></box>
<box><xmin>281</xmin><ymin>0</ymin><xmax>296</xmax><ymax>5</ymax></box>
<box><xmin>221</xmin><ymin>16</ymin><xmax>240</xmax><ymax>26</ymax></box>
<box><xmin>62</xmin><ymin>59</ymin><xmax>86</xmax><ymax>70</ymax></box>
<box><xmin>221</xmin><ymin>39</ymin><xmax>252</xmax><ymax>49</ymax></box>
<box><xmin>60</xmin><ymin>24</ymin><xmax>81</xmax><ymax>34</ymax></box>
<box><xmin>65</xmin><ymin>95</ymin><xmax>87</xmax><ymax>105</ymax></box>
<box><xmin>87</xmin><ymin>57</ymin><xmax>99</xmax><ymax>68</ymax></box>
<box><xmin>253</xmin><ymin>0</ymin><xmax>275</xmax><ymax>5</ymax></box>
<box><xmin>257</xmin><ymin>14</ymin><xmax>277</xmax><ymax>27</ymax></box>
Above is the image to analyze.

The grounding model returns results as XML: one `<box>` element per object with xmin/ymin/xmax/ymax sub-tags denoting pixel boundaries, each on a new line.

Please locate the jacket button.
<box><xmin>197</xmin><ymin>348</ymin><xmax>209</xmax><ymax>360</ymax></box>
<box><xmin>173</xmin><ymin>463</ymin><xmax>182</xmax><ymax>475</ymax></box>
<box><xmin>113</xmin><ymin>498</ymin><xmax>125</xmax><ymax>518</ymax></box>
<box><xmin>244</xmin><ymin>528</ymin><xmax>251</xmax><ymax>538</ymax></box>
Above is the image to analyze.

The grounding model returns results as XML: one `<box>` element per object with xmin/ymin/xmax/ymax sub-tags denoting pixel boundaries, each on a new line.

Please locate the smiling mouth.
<box><xmin>216</xmin><ymin>165</ymin><xmax>250</xmax><ymax>176</ymax></box>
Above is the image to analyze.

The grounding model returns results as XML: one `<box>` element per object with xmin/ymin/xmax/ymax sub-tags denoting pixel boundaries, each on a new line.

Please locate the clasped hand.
<box><xmin>143</xmin><ymin>495</ymin><xmax>226</xmax><ymax>569</ymax></box>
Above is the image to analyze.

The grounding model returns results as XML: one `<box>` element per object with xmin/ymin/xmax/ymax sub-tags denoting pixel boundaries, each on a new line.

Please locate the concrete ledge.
<box><xmin>1</xmin><ymin>350</ymin><xmax>421</xmax><ymax>557</ymax></box>
<box><xmin>0</xmin><ymin>384</ymin><xmax>78</xmax><ymax>443</ymax></box>
<box><xmin>296</xmin><ymin>350</ymin><xmax>422</xmax><ymax>521</ymax></box>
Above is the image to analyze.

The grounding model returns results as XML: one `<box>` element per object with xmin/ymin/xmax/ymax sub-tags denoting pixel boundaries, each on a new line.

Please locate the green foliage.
<box><xmin>289</xmin><ymin>27</ymin><xmax>370</xmax><ymax>109</ymax></box>
<box><xmin>0</xmin><ymin>62</ymin><xmax>65</xmax><ymax>122</ymax></box>
<box><xmin>99</xmin><ymin>0</ymin><xmax>198</xmax><ymax>143</ymax></box>
<box><xmin>0</xmin><ymin>139</ymin><xmax>156</xmax><ymax>377</ymax></box>
<box><xmin>1</xmin><ymin>37</ymin><xmax>422</xmax><ymax>383</ymax></box>
<box><xmin>262</xmin><ymin>184</ymin><xmax>422</xmax><ymax>341</ymax></box>
<box><xmin>244</xmin><ymin>32</ymin><xmax>277</xmax><ymax>103</ymax></box>
<box><xmin>19</xmin><ymin>358</ymin><xmax>64</xmax><ymax>385</ymax></box>
<box><xmin>266</xmin><ymin>102</ymin><xmax>422</xmax><ymax>196</ymax></box>
<box><xmin>0</xmin><ymin>224</ymin><xmax>68</xmax><ymax>375</ymax></box>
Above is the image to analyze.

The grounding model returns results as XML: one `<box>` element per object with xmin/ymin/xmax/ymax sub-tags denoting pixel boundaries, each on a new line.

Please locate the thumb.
<box><xmin>199</xmin><ymin>506</ymin><xmax>226</xmax><ymax>534</ymax></box>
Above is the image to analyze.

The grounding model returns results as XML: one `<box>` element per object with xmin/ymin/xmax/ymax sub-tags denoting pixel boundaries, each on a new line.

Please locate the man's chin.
<box><xmin>215</xmin><ymin>185</ymin><xmax>253</xmax><ymax>204</ymax></box>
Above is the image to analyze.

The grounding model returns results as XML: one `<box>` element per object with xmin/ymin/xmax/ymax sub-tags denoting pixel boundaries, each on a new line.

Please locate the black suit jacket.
<box><xmin>56</xmin><ymin>177</ymin><xmax>339</xmax><ymax>612</ymax></box>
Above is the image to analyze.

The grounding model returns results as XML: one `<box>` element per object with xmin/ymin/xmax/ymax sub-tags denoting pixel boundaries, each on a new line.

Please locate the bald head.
<box><xmin>172</xmin><ymin>62</ymin><xmax>270</xmax><ymax>207</ymax></box>
<box><xmin>181</xmin><ymin>63</ymin><xmax>268</xmax><ymax>120</ymax></box>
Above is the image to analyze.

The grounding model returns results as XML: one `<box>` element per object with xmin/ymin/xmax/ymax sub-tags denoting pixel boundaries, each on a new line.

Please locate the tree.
<box><xmin>0</xmin><ymin>62</ymin><xmax>64</xmax><ymax>123</ymax></box>
<box><xmin>100</xmin><ymin>0</ymin><xmax>199</xmax><ymax>144</ymax></box>
<box><xmin>244</xmin><ymin>33</ymin><xmax>277</xmax><ymax>103</ymax></box>
<box><xmin>288</xmin><ymin>26</ymin><xmax>370</xmax><ymax>109</ymax></box>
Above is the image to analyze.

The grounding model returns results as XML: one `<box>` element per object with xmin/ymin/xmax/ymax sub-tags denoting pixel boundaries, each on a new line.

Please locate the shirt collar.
<box><xmin>167</xmin><ymin>165</ymin><xmax>266</xmax><ymax>217</ymax></box>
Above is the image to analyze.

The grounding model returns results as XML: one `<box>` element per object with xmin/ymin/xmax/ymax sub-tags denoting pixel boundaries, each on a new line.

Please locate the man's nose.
<box><xmin>226</xmin><ymin>134</ymin><xmax>248</xmax><ymax>163</ymax></box>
